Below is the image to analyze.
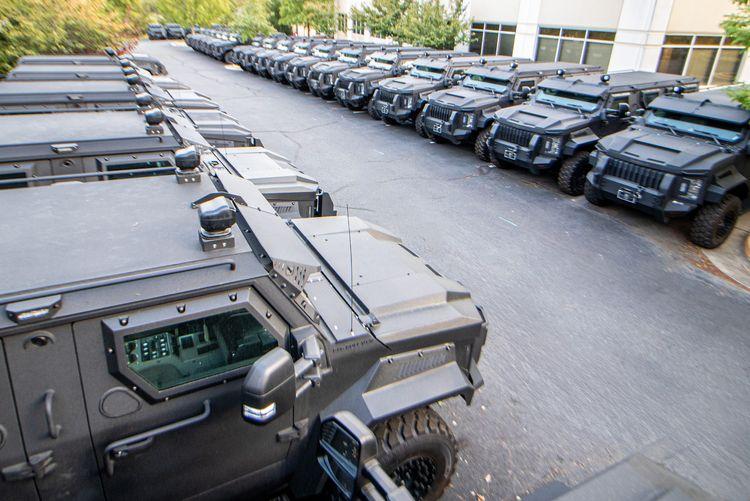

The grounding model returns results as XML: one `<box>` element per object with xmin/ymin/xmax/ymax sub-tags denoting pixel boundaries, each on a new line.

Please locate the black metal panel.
<box><xmin>496</xmin><ymin>123</ymin><xmax>533</xmax><ymax>147</ymax></box>
<box><xmin>428</xmin><ymin>104</ymin><xmax>452</xmax><ymax>122</ymax></box>
<box><xmin>606</xmin><ymin>158</ymin><xmax>665</xmax><ymax>189</ymax></box>
<box><xmin>378</xmin><ymin>90</ymin><xmax>398</xmax><ymax>103</ymax></box>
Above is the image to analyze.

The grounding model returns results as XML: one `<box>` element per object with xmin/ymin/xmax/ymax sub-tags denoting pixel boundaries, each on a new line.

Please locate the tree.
<box><xmin>352</xmin><ymin>0</ymin><xmax>411</xmax><ymax>40</ymax></box>
<box><xmin>232</xmin><ymin>0</ymin><xmax>275</xmax><ymax>39</ymax></box>
<box><xmin>395</xmin><ymin>0</ymin><xmax>468</xmax><ymax>49</ymax></box>
<box><xmin>722</xmin><ymin>0</ymin><xmax>750</xmax><ymax>108</ymax></box>
<box><xmin>154</xmin><ymin>0</ymin><xmax>235</xmax><ymax>27</ymax></box>
<box><xmin>278</xmin><ymin>0</ymin><xmax>334</xmax><ymax>36</ymax></box>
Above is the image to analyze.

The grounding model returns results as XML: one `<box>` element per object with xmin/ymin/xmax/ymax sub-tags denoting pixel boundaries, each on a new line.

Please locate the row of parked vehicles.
<box><xmin>185</xmin><ymin>28</ymin><xmax>750</xmax><ymax>250</ymax></box>
<box><xmin>0</xmin><ymin>48</ymin><xmax>490</xmax><ymax>501</ymax></box>
<box><xmin>147</xmin><ymin>23</ymin><xmax>187</xmax><ymax>40</ymax></box>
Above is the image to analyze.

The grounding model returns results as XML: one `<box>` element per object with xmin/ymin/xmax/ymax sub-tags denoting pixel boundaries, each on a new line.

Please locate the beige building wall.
<box><xmin>667</xmin><ymin>0</ymin><xmax>737</xmax><ymax>33</ymax></box>
<box><xmin>537</xmin><ymin>0</ymin><xmax>623</xmax><ymax>29</ymax></box>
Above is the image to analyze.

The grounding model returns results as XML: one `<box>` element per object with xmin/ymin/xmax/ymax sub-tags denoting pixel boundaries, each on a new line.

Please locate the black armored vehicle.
<box><xmin>254</xmin><ymin>37</ymin><xmax>297</xmax><ymax>78</ymax></box>
<box><xmin>333</xmin><ymin>48</ymin><xmax>446</xmax><ymax>111</ymax></box>
<box><xmin>17</xmin><ymin>52</ymin><xmax>167</xmax><ymax>77</ymax></box>
<box><xmin>417</xmin><ymin>62</ymin><xmax>600</xmax><ymax>158</ymax></box>
<box><xmin>371</xmin><ymin>54</ymin><xmax>516</xmax><ymax>126</ymax></box>
<box><xmin>237</xmin><ymin>34</ymin><xmax>287</xmax><ymax>72</ymax></box>
<box><xmin>147</xmin><ymin>23</ymin><xmax>167</xmax><ymax>40</ymax></box>
<box><xmin>284</xmin><ymin>40</ymin><xmax>356</xmax><ymax>91</ymax></box>
<box><xmin>269</xmin><ymin>38</ymin><xmax>328</xmax><ymax>84</ymax></box>
<box><xmin>226</xmin><ymin>36</ymin><xmax>264</xmax><ymax>65</ymax></box>
<box><xmin>165</xmin><ymin>23</ymin><xmax>186</xmax><ymax>39</ymax></box>
<box><xmin>307</xmin><ymin>44</ymin><xmax>397</xmax><ymax>98</ymax></box>
<box><xmin>0</xmin><ymin>158</ymin><xmax>486</xmax><ymax>501</ymax></box>
<box><xmin>585</xmin><ymin>88</ymin><xmax>750</xmax><ymax>248</ymax></box>
<box><xmin>486</xmin><ymin>71</ymin><xmax>699</xmax><ymax>195</ymax></box>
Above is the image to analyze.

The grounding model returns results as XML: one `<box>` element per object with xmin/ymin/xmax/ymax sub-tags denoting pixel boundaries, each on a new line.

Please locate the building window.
<box><xmin>535</xmin><ymin>27</ymin><xmax>615</xmax><ymax>69</ymax></box>
<box><xmin>658</xmin><ymin>34</ymin><xmax>744</xmax><ymax>86</ymax></box>
<box><xmin>469</xmin><ymin>23</ymin><xmax>516</xmax><ymax>56</ymax></box>
<box><xmin>352</xmin><ymin>15</ymin><xmax>365</xmax><ymax>35</ymax></box>
<box><xmin>337</xmin><ymin>13</ymin><xmax>348</xmax><ymax>33</ymax></box>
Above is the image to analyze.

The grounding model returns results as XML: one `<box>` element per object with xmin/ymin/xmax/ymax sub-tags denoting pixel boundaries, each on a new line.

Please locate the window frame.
<box><xmin>470</xmin><ymin>21</ymin><xmax>517</xmax><ymax>57</ymax></box>
<box><xmin>535</xmin><ymin>26</ymin><xmax>616</xmax><ymax>69</ymax></box>
<box><xmin>658</xmin><ymin>33</ymin><xmax>745</xmax><ymax>86</ymax></box>
<box><xmin>102</xmin><ymin>287</ymin><xmax>288</xmax><ymax>401</ymax></box>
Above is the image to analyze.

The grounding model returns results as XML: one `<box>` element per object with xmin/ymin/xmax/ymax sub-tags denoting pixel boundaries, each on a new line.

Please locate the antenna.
<box><xmin>346</xmin><ymin>204</ymin><xmax>355</xmax><ymax>335</ymax></box>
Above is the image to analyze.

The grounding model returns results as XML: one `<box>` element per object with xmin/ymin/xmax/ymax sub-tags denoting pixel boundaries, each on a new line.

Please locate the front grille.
<box><xmin>378</xmin><ymin>89</ymin><xmax>398</xmax><ymax>103</ymax></box>
<box><xmin>495</xmin><ymin>123</ymin><xmax>532</xmax><ymax>147</ymax></box>
<box><xmin>605</xmin><ymin>158</ymin><xmax>665</xmax><ymax>189</ymax></box>
<box><xmin>428</xmin><ymin>104</ymin><xmax>453</xmax><ymax>122</ymax></box>
<box><xmin>337</xmin><ymin>77</ymin><xmax>352</xmax><ymax>89</ymax></box>
<box><xmin>309</xmin><ymin>70</ymin><xmax>320</xmax><ymax>81</ymax></box>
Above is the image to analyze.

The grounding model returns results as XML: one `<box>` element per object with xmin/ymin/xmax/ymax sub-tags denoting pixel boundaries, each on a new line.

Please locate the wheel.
<box><xmin>310</xmin><ymin>87</ymin><xmax>319</xmax><ymax>97</ymax></box>
<box><xmin>557</xmin><ymin>150</ymin><xmax>592</xmax><ymax>196</ymax></box>
<box><xmin>374</xmin><ymin>408</ymin><xmax>457</xmax><ymax>501</ymax></box>
<box><xmin>414</xmin><ymin>111</ymin><xmax>428</xmax><ymax>138</ymax></box>
<box><xmin>367</xmin><ymin>98</ymin><xmax>382</xmax><ymax>120</ymax></box>
<box><xmin>474</xmin><ymin>126</ymin><xmax>492</xmax><ymax>161</ymax></box>
<box><xmin>689</xmin><ymin>194</ymin><xmax>742</xmax><ymax>249</ymax></box>
<box><xmin>584</xmin><ymin>180</ymin><xmax>608</xmax><ymax>206</ymax></box>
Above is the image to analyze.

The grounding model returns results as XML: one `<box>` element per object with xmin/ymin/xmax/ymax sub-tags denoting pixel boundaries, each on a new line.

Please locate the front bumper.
<box><xmin>587</xmin><ymin>153</ymin><xmax>700</xmax><ymax>219</ymax></box>
<box><xmin>488</xmin><ymin>124</ymin><xmax>559</xmax><ymax>171</ymax></box>
<box><xmin>422</xmin><ymin>113</ymin><xmax>475</xmax><ymax>144</ymax></box>
<box><xmin>287</xmin><ymin>71</ymin><xmax>308</xmax><ymax>88</ymax></box>
<box><xmin>372</xmin><ymin>93</ymin><xmax>417</xmax><ymax>123</ymax></box>
<box><xmin>334</xmin><ymin>82</ymin><xmax>370</xmax><ymax>107</ymax></box>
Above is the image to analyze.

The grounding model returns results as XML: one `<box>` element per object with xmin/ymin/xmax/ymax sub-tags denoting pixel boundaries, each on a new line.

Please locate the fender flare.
<box><xmin>563</xmin><ymin>128</ymin><xmax>599</xmax><ymax>156</ymax></box>
<box><xmin>705</xmin><ymin>166</ymin><xmax>749</xmax><ymax>203</ymax></box>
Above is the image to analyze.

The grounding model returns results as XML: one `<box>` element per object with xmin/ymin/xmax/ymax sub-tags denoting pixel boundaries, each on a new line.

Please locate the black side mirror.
<box><xmin>618</xmin><ymin>102</ymin><xmax>631</xmax><ymax>117</ymax></box>
<box><xmin>319</xmin><ymin>412</ymin><xmax>414</xmax><ymax>500</ymax></box>
<box><xmin>521</xmin><ymin>85</ymin><xmax>532</xmax><ymax>97</ymax></box>
<box><xmin>241</xmin><ymin>348</ymin><xmax>295</xmax><ymax>424</ymax></box>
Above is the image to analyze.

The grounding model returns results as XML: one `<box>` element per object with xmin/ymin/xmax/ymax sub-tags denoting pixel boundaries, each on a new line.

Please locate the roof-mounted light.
<box><xmin>510</xmin><ymin>61</ymin><xmax>519</xmax><ymax>69</ymax></box>
<box><xmin>174</xmin><ymin>146</ymin><xmax>201</xmax><ymax>184</ymax></box>
<box><xmin>191</xmin><ymin>193</ymin><xmax>247</xmax><ymax>251</ymax></box>
<box><xmin>125</xmin><ymin>74</ymin><xmax>140</xmax><ymax>85</ymax></box>
<box><xmin>600</xmin><ymin>74</ymin><xmax>611</xmax><ymax>83</ymax></box>
<box><xmin>134</xmin><ymin>92</ymin><xmax>153</xmax><ymax>107</ymax></box>
<box><xmin>105</xmin><ymin>47</ymin><xmax>116</xmax><ymax>57</ymax></box>
<box><xmin>557</xmin><ymin>69</ymin><xmax>566</xmax><ymax>77</ymax></box>
<box><xmin>673</xmin><ymin>85</ymin><xmax>684</xmax><ymax>95</ymax></box>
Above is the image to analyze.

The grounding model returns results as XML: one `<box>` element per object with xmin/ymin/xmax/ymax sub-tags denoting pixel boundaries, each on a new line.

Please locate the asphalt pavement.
<box><xmin>140</xmin><ymin>40</ymin><xmax>750</xmax><ymax>501</ymax></box>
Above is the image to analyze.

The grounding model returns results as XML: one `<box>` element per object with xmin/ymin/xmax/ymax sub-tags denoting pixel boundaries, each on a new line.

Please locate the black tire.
<box><xmin>557</xmin><ymin>150</ymin><xmax>592</xmax><ymax>196</ymax></box>
<box><xmin>374</xmin><ymin>408</ymin><xmax>457</xmax><ymax>501</ymax></box>
<box><xmin>584</xmin><ymin>180</ymin><xmax>608</xmax><ymax>206</ymax></box>
<box><xmin>474</xmin><ymin>126</ymin><xmax>492</xmax><ymax>161</ymax></box>
<box><xmin>367</xmin><ymin>98</ymin><xmax>382</xmax><ymax>120</ymax></box>
<box><xmin>689</xmin><ymin>194</ymin><xmax>742</xmax><ymax>249</ymax></box>
<box><xmin>414</xmin><ymin>111</ymin><xmax>428</xmax><ymax>138</ymax></box>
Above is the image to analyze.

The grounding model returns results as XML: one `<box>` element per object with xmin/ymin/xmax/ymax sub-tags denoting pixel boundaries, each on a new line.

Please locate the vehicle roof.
<box><xmin>539</xmin><ymin>71</ymin><xmax>699</xmax><ymax>97</ymax></box>
<box><xmin>17</xmin><ymin>55</ymin><xmax>114</xmax><ymax>65</ymax></box>
<box><xmin>650</xmin><ymin>88</ymin><xmax>750</xmax><ymax>125</ymax></box>
<box><xmin>412</xmin><ymin>54</ymin><xmax>513</xmax><ymax>69</ymax></box>
<box><xmin>0</xmin><ymin>110</ymin><xmax>182</xmax><ymax>162</ymax></box>
<box><xmin>0</xmin><ymin>80</ymin><xmax>135</xmax><ymax>103</ymax></box>
<box><xmin>0</xmin><ymin>175</ymin><xmax>265</xmax><ymax>303</ymax></box>
<box><xmin>7</xmin><ymin>64</ymin><xmax>127</xmax><ymax>81</ymax></box>
<box><xmin>467</xmin><ymin>61</ymin><xmax>601</xmax><ymax>79</ymax></box>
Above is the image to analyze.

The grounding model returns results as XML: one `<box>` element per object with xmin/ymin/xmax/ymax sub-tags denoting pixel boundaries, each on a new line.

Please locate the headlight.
<box><xmin>678</xmin><ymin>178</ymin><xmax>704</xmax><ymax>200</ymax></box>
<box><xmin>542</xmin><ymin>137</ymin><xmax>562</xmax><ymax>156</ymax></box>
<box><xmin>461</xmin><ymin>113</ymin><xmax>476</xmax><ymax>128</ymax></box>
<box><xmin>402</xmin><ymin>95</ymin><xmax>414</xmax><ymax>108</ymax></box>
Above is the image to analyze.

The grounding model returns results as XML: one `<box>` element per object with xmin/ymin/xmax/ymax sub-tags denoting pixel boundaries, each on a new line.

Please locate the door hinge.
<box><xmin>1</xmin><ymin>450</ymin><xmax>56</xmax><ymax>482</ymax></box>
<box><xmin>277</xmin><ymin>419</ymin><xmax>309</xmax><ymax>443</ymax></box>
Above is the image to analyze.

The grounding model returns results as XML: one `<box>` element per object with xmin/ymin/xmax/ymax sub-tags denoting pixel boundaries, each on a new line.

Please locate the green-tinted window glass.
<box><xmin>657</xmin><ymin>47</ymin><xmax>689</xmax><ymax>74</ymax></box>
<box><xmin>559</xmin><ymin>39</ymin><xmax>584</xmax><ymax>63</ymax></box>
<box><xmin>584</xmin><ymin>42</ymin><xmax>613</xmax><ymax>69</ymax></box>
<box><xmin>686</xmin><ymin>48</ymin><xmax>718</xmax><ymax>84</ymax></box>
<box><xmin>499</xmin><ymin>34</ymin><xmax>515</xmax><ymax>56</ymax></box>
<box><xmin>482</xmin><ymin>31</ymin><xmax>499</xmax><ymax>55</ymax></box>
<box><xmin>536</xmin><ymin>37</ymin><xmax>558</xmax><ymax>62</ymax></box>
<box><xmin>712</xmin><ymin>49</ymin><xmax>744</xmax><ymax>85</ymax></box>
<box><xmin>124</xmin><ymin>309</ymin><xmax>278</xmax><ymax>390</ymax></box>
<box><xmin>664</xmin><ymin>35</ymin><xmax>693</xmax><ymax>45</ymax></box>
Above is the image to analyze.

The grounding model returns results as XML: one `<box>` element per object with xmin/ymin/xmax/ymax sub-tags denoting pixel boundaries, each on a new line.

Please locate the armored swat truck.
<box><xmin>585</xmin><ymin>88</ymin><xmax>750</xmax><ymax>248</ymax></box>
<box><xmin>17</xmin><ymin>52</ymin><xmax>167</xmax><ymax>77</ymax></box>
<box><xmin>147</xmin><ymin>23</ymin><xmax>167</xmax><ymax>40</ymax></box>
<box><xmin>486</xmin><ymin>71</ymin><xmax>699</xmax><ymax>195</ymax></box>
<box><xmin>226</xmin><ymin>36</ymin><xmax>264</xmax><ymax>65</ymax></box>
<box><xmin>270</xmin><ymin>38</ymin><xmax>328</xmax><ymax>84</ymax></box>
<box><xmin>333</xmin><ymin>49</ymin><xmax>461</xmax><ymax>111</ymax></box>
<box><xmin>307</xmin><ymin>44</ymin><xmax>399</xmax><ymax>99</ymax></box>
<box><xmin>255</xmin><ymin>38</ymin><xmax>297</xmax><ymax>78</ymax></box>
<box><xmin>5</xmin><ymin>62</ymin><xmax>188</xmax><ymax>90</ymax></box>
<box><xmin>0</xmin><ymin>162</ymin><xmax>486</xmax><ymax>501</ymax></box>
<box><xmin>285</xmin><ymin>40</ymin><xmax>357</xmax><ymax>91</ymax></box>
<box><xmin>237</xmin><ymin>35</ymin><xmax>287</xmax><ymax>73</ymax></box>
<box><xmin>371</xmin><ymin>54</ymin><xmax>515</xmax><ymax>126</ymax></box>
<box><xmin>416</xmin><ymin>62</ymin><xmax>601</xmax><ymax>159</ymax></box>
<box><xmin>165</xmin><ymin>23</ymin><xmax>186</xmax><ymax>39</ymax></box>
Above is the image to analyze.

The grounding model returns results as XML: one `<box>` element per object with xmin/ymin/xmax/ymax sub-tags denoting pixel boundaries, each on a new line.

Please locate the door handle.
<box><xmin>104</xmin><ymin>400</ymin><xmax>211</xmax><ymax>476</ymax></box>
<box><xmin>44</xmin><ymin>389</ymin><xmax>62</xmax><ymax>439</ymax></box>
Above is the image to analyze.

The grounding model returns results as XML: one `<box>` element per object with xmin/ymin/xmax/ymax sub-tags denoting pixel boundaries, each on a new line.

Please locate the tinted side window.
<box><xmin>124</xmin><ymin>309</ymin><xmax>277</xmax><ymax>390</ymax></box>
<box><xmin>518</xmin><ymin>79</ymin><xmax>536</xmax><ymax>89</ymax></box>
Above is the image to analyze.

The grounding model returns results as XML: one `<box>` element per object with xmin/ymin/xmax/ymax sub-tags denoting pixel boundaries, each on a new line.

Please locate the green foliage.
<box><xmin>154</xmin><ymin>0</ymin><xmax>236</xmax><ymax>27</ymax></box>
<box><xmin>352</xmin><ymin>0</ymin><xmax>411</xmax><ymax>39</ymax></box>
<box><xmin>232</xmin><ymin>0</ymin><xmax>275</xmax><ymax>39</ymax></box>
<box><xmin>0</xmin><ymin>0</ymin><xmax>132</xmax><ymax>74</ymax></box>
<box><xmin>395</xmin><ymin>0</ymin><xmax>468</xmax><ymax>49</ymax></box>
<box><xmin>723</xmin><ymin>1</ymin><xmax>750</xmax><ymax>109</ymax></box>
<box><xmin>278</xmin><ymin>0</ymin><xmax>333</xmax><ymax>35</ymax></box>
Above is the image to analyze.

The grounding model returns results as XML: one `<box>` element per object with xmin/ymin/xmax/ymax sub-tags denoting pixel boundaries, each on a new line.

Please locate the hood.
<box><xmin>313</xmin><ymin>60</ymin><xmax>348</xmax><ymax>73</ymax></box>
<box><xmin>598</xmin><ymin>126</ymin><xmax>736</xmax><ymax>175</ymax></box>
<box><xmin>429</xmin><ymin>86</ymin><xmax>503</xmax><ymax>110</ymax></box>
<box><xmin>289</xmin><ymin>56</ymin><xmax>320</xmax><ymax>68</ymax></box>
<box><xmin>496</xmin><ymin>103</ymin><xmax>592</xmax><ymax>134</ymax></box>
<box><xmin>272</xmin><ymin>52</ymin><xmax>297</xmax><ymax>63</ymax></box>
<box><xmin>292</xmin><ymin>216</ymin><xmax>483</xmax><ymax>346</ymax></box>
<box><xmin>257</xmin><ymin>49</ymin><xmax>280</xmax><ymax>59</ymax></box>
<box><xmin>341</xmin><ymin>66</ymin><xmax>388</xmax><ymax>82</ymax></box>
<box><xmin>380</xmin><ymin>75</ymin><xmax>440</xmax><ymax>94</ymax></box>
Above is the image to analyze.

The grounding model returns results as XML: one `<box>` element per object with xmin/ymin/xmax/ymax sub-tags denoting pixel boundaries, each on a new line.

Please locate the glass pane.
<box><xmin>712</xmin><ymin>49</ymin><xmax>744</xmax><ymax>85</ymax></box>
<box><xmin>469</xmin><ymin>30</ymin><xmax>483</xmax><ymax>54</ymax></box>
<box><xmin>584</xmin><ymin>42</ymin><xmax>613</xmax><ymax>69</ymax></box>
<box><xmin>124</xmin><ymin>309</ymin><xmax>278</xmax><ymax>390</ymax></box>
<box><xmin>559</xmin><ymin>39</ymin><xmax>584</xmax><ymax>63</ymax></box>
<box><xmin>664</xmin><ymin>35</ymin><xmax>693</xmax><ymax>45</ymax></box>
<box><xmin>686</xmin><ymin>48</ymin><xmax>718</xmax><ymax>84</ymax></box>
<box><xmin>482</xmin><ymin>31</ymin><xmax>499</xmax><ymax>56</ymax></box>
<box><xmin>657</xmin><ymin>47</ymin><xmax>689</xmax><ymax>74</ymax></box>
<box><xmin>539</xmin><ymin>27</ymin><xmax>561</xmax><ymax>36</ymax></box>
<box><xmin>536</xmin><ymin>37</ymin><xmax>559</xmax><ymax>62</ymax></box>
<box><xmin>471</xmin><ymin>23</ymin><xmax>484</xmax><ymax>30</ymax></box>
<box><xmin>485</xmin><ymin>23</ymin><xmax>500</xmax><ymax>31</ymax></box>
<box><xmin>562</xmin><ymin>29</ymin><xmax>586</xmax><ymax>39</ymax></box>
<box><xmin>501</xmin><ymin>24</ymin><xmax>517</xmax><ymax>33</ymax></box>
<box><xmin>588</xmin><ymin>30</ymin><xmax>616</xmax><ymax>41</ymax></box>
<box><xmin>695</xmin><ymin>36</ymin><xmax>722</xmax><ymax>46</ymax></box>
<box><xmin>499</xmin><ymin>34</ymin><xmax>515</xmax><ymax>56</ymax></box>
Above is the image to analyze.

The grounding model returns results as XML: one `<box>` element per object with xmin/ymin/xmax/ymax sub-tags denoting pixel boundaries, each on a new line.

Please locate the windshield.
<box><xmin>339</xmin><ymin>50</ymin><xmax>360</xmax><ymax>64</ymax></box>
<box><xmin>410</xmin><ymin>65</ymin><xmax>445</xmax><ymax>80</ymax></box>
<box><xmin>463</xmin><ymin>74</ymin><xmax>510</xmax><ymax>93</ymax></box>
<box><xmin>368</xmin><ymin>55</ymin><xmax>396</xmax><ymax>70</ymax></box>
<box><xmin>646</xmin><ymin>109</ymin><xmax>745</xmax><ymax>143</ymax></box>
<box><xmin>312</xmin><ymin>47</ymin><xmax>331</xmax><ymax>58</ymax></box>
<box><xmin>276</xmin><ymin>42</ymin><xmax>290</xmax><ymax>51</ymax></box>
<box><xmin>536</xmin><ymin>87</ymin><xmax>600</xmax><ymax>112</ymax></box>
<box><xmin>293</xmin><ymin>44</ymin><xmax>309</xmax><ymax>54</ymax></box>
